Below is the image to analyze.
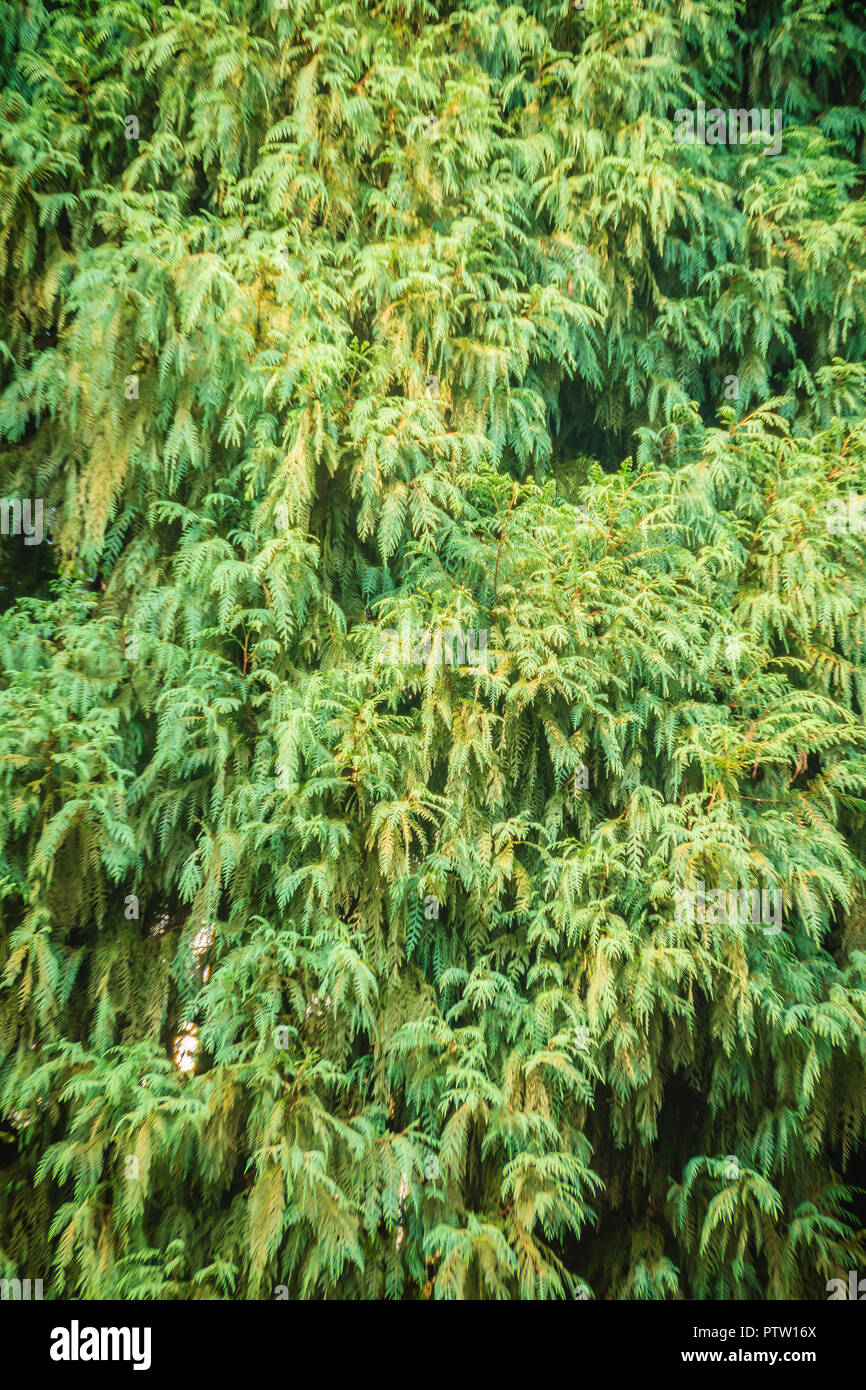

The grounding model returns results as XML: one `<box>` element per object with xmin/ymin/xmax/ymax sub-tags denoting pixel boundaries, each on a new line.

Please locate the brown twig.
<box><xmin>493</xmin><ymin>484</ymin><xmax>517</xmax><ymax>608</ymax></box>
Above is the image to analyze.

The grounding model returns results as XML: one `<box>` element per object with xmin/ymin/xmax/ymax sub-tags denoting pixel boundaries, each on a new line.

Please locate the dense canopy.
<box><xmin>1</xmin><ymin>0</ymin><xmax>866</xmax><ymax>1300</ymax></box>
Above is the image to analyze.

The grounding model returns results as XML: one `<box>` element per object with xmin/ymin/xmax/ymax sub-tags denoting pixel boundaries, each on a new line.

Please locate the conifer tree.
<box><xmin>1</xmin><ymin>0</ymin><xmax>865</xmax><ymax>1299</ymax></box>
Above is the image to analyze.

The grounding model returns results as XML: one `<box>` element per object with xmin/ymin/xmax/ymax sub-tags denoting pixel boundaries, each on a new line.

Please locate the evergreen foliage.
<box><xmin>1</xmin><ymin>0</ymin><xmax>865</xmax><ymax>1299</ymax></box>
